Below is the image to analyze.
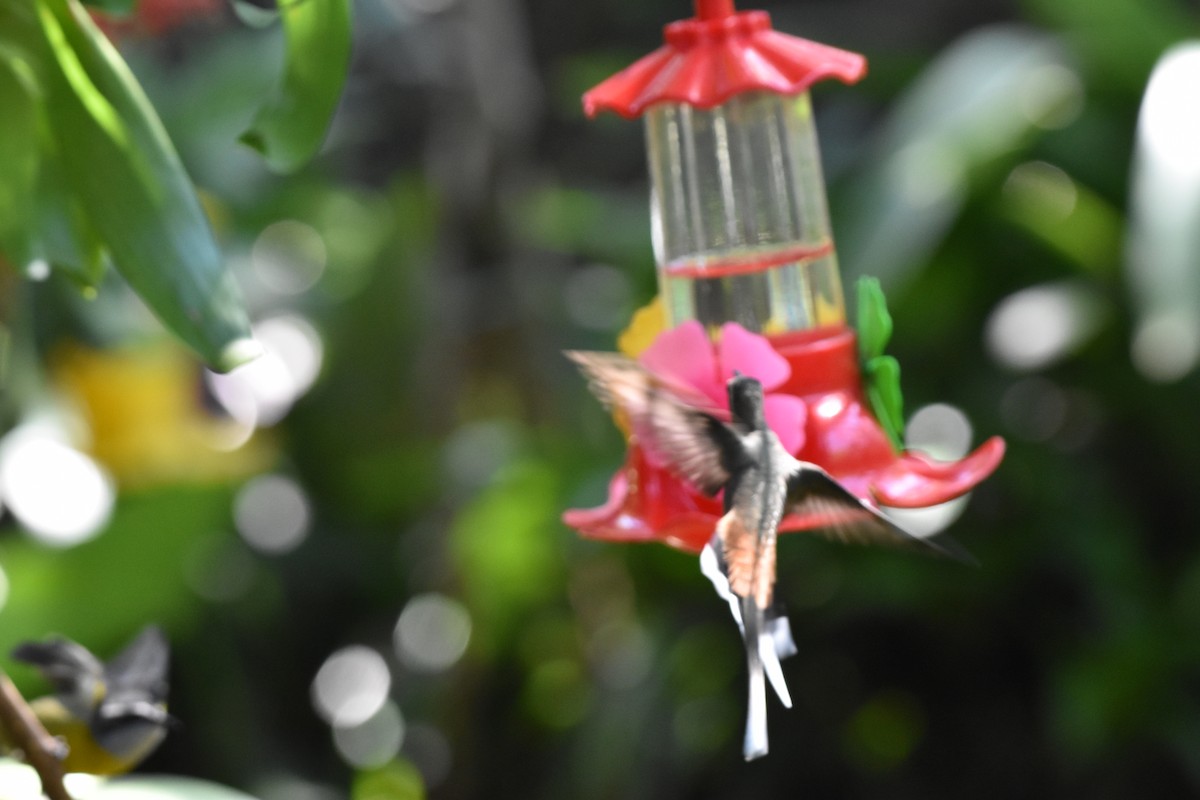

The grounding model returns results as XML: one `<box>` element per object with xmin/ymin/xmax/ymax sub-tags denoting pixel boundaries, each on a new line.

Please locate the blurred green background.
<box><xmin>3</xmin><ymin>0</ymin><xmax>1200</xmax><ymax>797</ymax></box>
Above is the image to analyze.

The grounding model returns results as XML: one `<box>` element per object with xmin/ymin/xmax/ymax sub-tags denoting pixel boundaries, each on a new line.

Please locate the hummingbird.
<box><xmin>568</xmin><ymin>351</ymin><xmax>972</xmax><ymax>760</ymax></box>
<box><xmin>7</xmin><ymin>626</ymin><xmax>172</xmax><ymax>775</ymax></box>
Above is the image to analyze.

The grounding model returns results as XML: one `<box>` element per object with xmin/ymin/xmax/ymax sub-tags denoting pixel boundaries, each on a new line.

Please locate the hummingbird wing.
<box><xmin>567</xmin><ymin>351</ymin><xmax>740</xmax><ymax>495</ymax></box>
<box><xmin>784</xmin><ymin>464</ymin><xmax>975</xmax><ymax>563</ymax></box>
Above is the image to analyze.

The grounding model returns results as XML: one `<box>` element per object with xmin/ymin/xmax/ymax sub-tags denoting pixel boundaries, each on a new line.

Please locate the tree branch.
<box><xmin>0</xmin><ymin>672</ymin><xmax>74</xmax><ymax>800</ymax></box>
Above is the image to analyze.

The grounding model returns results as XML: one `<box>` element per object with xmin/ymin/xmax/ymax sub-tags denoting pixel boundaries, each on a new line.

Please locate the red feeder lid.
<box><xmin>583</xmin><ymin>0</ymin><xmax>867</xmax><ymax>119</ymax></box>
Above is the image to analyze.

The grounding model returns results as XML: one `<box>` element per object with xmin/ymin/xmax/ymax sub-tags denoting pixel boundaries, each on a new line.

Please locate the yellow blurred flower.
<box><xmin>52</xmin><ymin>342</ymin><xmax>274</xmax><ymax>489</ymax></box>
<box><xmin>617</xmin><ymin>296</ymin><xmax>666</xmax><ymax>358</ymax></box>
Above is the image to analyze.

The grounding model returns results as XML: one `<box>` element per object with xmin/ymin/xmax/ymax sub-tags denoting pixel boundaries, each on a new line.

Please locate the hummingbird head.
<box><xmin>726</xmin><ymin>374</ymin><xmax>766</xmax><ymax>429</ymax></box>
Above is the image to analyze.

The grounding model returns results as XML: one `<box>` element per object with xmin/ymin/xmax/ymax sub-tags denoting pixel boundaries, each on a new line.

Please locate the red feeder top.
<box><xmin>583</xmin><ymin>0</ymin><xmax>868</xmax><ymax>119</ymax></box>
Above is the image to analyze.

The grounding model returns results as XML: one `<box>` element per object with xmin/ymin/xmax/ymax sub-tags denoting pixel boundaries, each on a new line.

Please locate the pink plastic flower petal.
<box><xmin>763</xmin><ymin>394</ymin><xmax>807</xmax><ymax>455</ymax></box>
<box><xmin>639</xmin><ymin>321</ymin><xmax>723</xmax><ymax>402</ymax></box>
<box><xmin>717</xmin><ymin>322</ymin><xmax>791</xmax><ymax>390</ymax></box>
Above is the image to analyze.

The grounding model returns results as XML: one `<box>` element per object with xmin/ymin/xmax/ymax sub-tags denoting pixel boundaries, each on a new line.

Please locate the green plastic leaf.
<box><xmin>34</xmin><ymin>0</ymin><xmax>257</xmax><ymax>370</ymax></box>
<box><xmin>856</xmin><ymin>275</ymin><xmax>893</xmax><ymax>362</ymax></box>
<box><xmin>855</xmin><ymin>278</ymin><xmax>905</xmax><ymax>450</ymax></box>
<box><xmin>0</xmin><ymin>42</ymin><xmax>40</xmax><ymax>266</ymax></box>
<box><xmin>240</xmin><ymin>0</ymin><xmax>352</xmax><ymax>173</ymax></box>
<box><xmin>865</xmin><ymin>355</ymin><xmax>905</xmax><ymax>452</ymax></box>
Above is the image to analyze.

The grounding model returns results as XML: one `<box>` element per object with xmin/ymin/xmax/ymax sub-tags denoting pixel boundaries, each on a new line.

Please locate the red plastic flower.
<box><xmin>565</xmin><ymin>324</ymin><xmax>1004</xmax><ymax>554</ymax></box>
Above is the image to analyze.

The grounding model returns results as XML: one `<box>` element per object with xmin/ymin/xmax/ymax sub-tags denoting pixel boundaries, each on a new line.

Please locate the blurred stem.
<box><xmin>0</xmin><ymin>673</ymin><xmax>73</xmax><ymax>800</ymax></box>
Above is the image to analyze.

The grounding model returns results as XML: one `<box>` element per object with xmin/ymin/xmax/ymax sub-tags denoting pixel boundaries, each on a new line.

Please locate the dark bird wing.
<box><xmin>11</xmin><ymin>636</ymin><xmax>105</xmax><ymax>699</ymax></box>
<box><xmin>103</xmin><ymin>626</ymin><xmax>170</xmax><ymax>704</ymax></box>
<box><xmin>784</xmin><ymin>464</ymin><xmax>975</xmax><ymax>563</ymax></box>
<box><xmin>567</xmin><ymin>351</ymin><xmax>740</xmax><ymax>495</ymax></box>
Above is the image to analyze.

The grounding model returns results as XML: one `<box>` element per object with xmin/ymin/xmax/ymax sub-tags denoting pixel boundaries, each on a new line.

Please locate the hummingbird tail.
<box><xmin>761</xmin><ymin>613</ymin><xmax>794</xmax><ymax>708</ymax></box>
<box><xmin>741</xmin><ymin>597</ymin><xmax>769</xmax><ymax>760</ymax></box>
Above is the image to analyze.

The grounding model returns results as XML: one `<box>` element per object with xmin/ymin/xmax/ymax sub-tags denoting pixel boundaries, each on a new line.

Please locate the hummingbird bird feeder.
<box><xmin>565</xmin><ymin>0</ymin><xmax>1006</xmax><ymax>760</ymax></box>
<box><xmin>567</xmin><ymin>0</ymin><xmax>1004</xmax><ymax>552</ymax></box>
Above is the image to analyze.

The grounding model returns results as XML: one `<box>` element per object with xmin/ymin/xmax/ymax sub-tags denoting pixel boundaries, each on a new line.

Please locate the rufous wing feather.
<box><xmin>717</xmin><ymin>511</ymin><xmax>775</xmax><ymax>609</ymax></box>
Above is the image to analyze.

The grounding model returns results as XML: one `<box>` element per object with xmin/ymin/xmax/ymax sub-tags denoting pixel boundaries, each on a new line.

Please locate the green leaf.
<box><xmin>30</xmin><ymin>129</ymin><xmax>110</xmax><ymax>287</ymax></box>
<box><xmin>78</xmin><ymin>0</ymin><xmax>134</xmax><ymax>16</ymax></box>
<box><xmin>0</xmin><ymin>41</ymin><xmax>40</xmax><ymax>266</ymax></box>
<box><xmin>1025</xmin><ymin>0</ymin><xmax>1199</xmax><ymax>96</ymax></box>
<box><xmin>835</xmin><ymin>28</ymin><xmax>1075</xmax><ymax>289</ymax></box>
<box><xmin>240</xmin><ymin>0</ymin><xmax>352</xmax><ymax>173</ymax></box>
<box><xmin>34</xmin><ymin>0</ymin><xmax>257</xmax><ymax>370</ymax></box>
<box><xmin>855</xmin><ymin>275</ymin><xmax>893</xmax><ymax>361</ymax></box>
<box><xmin>865</xmin><ymin>355</ymin><xmax>905</xmax><ymax>452</ymax></box>
<box><xmin>353</xmin><ymin>761</ymin><xmax>426</xmax><ymax>800</ymax></box>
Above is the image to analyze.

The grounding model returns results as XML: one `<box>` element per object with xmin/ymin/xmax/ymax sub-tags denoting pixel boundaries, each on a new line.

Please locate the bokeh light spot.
<box><xmin>883</xmin><ymin>496</ymin><xmax>969</xmax><ymax>539</ymax></box>
<box><xmin>256</xmin><ymin>778</ymin><xmax>342</xmax><ymax>800</ymax></box>
<box><xmin>673</xmin><ymin>695</ymin><xmax>736</xmax><ymax>754</ymax></box>
<box><xmin>0</xmin><ymin>424</ymin><xmax>114</xmax><ymax>547</ymax></box>
<box><xmin>587</xmin><ymin>620</ymin><xmax>652</xmax><ymax>690</ymax></box>
<box><xmin>25</xmin><ymin>259</ymin><xmax>50</xmax><ymax>281</ymax></box>
<box><xmin>333</xmin><ymin>700</ymin><xmax>405</xmax><ymax>769</ymax></box>
<box><xmin>523</xmin><ymin>658</ymin><xmax>591</xmax><ymax>729</ymax></box>
<box><xmin>892</xmin><ymin>140</ymin><xmax>966</xmax><ymax>211</ymax></box>
<box><xmin>184</xmin><ymin>535</ymin><xmax>258</xmax><ymax>603</ymax></box>
<box><xmin>401</xmin><ymin>724</ymin><xmax>452</xmax><ymax>790</ymax></box>
<box><xmin>1000</xmin><ymin>377</ymin><xmax>1068</xmax><ymax>442</ymax></box>
<box><xmin>234</xmin><ymin>474</ymin><xmax>311</xmax><ymax>555</ymax></box>
<box><xmin>207</xmin><ymin>314</ymin><xmax>324</xmax><ymax>428</ymax></box>
<box><xmin>312</xmin><ymin>646</ymin><xmax>392</xmax><ymax>727</ymax></box>
<box><xmin>1019</xmin><ymin>64</ymin><xmax>1084</xmax><ymax>130</ymax></box>
<box><xmin>394</xmin><ymin>593</ymin><xmax>472</xmax><ymax>673</ymax></box>
<box><xmin>1139</xmin><ymin>45</ymin><xmax>1200</xmax><ymax>177</ymax></box>
<box><xmin>351</xmin><ymin>760</ymin><xmax>426</xmax><ymax>800</ymax></box>
<box><xmin>564</xmin><ymin>264</ymin><xmax>633</xmax><ymax>331</ymax></box>
<box><xmin>1132</xmin><ymin>312</ymin><xmax>1200</xmax><ymax>383</ymax></box>
<box><xmin>986</xmin><ymin>281</ymin><xmax>1104</xmax><ymax>371</ymax></box>
<box><xmin>905</xmin><ymin>403</ymin><xmax>973</xmax><ymax>461</ymax></box>
<box><xmin>1004</xmin><ymin>161</ymin><xmax>1077</xmax><ymax>220</ymax></box>
<box><xmin>440</xmin><ymin>421</ymin><xmax>520</xmax><ymax>498</ymax></box>
<box><xmin>843</xmin><ymin>691</ymin><xmax>926</xmax><ymax>772</ymax></box>
<box><xmin>252</xmin><ymin>220</ymin><xmax>328</xmax><ymax>296</ymax></box>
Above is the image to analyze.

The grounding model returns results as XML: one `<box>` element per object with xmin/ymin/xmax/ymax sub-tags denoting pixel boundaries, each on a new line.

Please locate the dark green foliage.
<box><xmin>3</xmin><ymin>0</ymin><xmax>1200</xmax><ymax>798</ymax></box>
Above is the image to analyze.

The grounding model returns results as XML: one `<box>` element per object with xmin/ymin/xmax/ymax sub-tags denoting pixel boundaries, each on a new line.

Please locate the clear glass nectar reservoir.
<box><xmin>645</xmin><ymin>92</ymin><xmax>845</xmax><ymax>333</ymax></box>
